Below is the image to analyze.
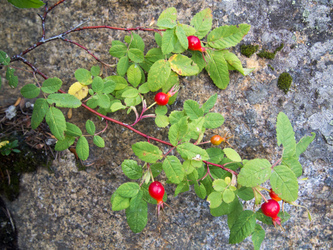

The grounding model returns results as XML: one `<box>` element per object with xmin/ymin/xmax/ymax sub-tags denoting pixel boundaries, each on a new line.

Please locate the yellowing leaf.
<box><xmin>68</xmin><ymin>82</ymin><xmax>89</xmax><ymax>100</ymax></box>
<box><xmin>0</xmin><ymin>141</ymin><xmax>9</xmax><ymax>148</ymax></box>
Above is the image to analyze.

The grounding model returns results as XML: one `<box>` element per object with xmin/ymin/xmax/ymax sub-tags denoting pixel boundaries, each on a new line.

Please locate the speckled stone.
<box><xmin>1</xmin><ymin>0</ymin><xmax>332</xmax><ymax>249</ymax></box>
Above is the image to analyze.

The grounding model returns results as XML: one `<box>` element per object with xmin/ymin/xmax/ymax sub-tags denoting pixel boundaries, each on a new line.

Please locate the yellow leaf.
<box><xmin>68</xmin><ymin>82</ymin><xmax>89</xmax><ymax>100</ymax></box>
<box><xmin>0</xmin><ymin>141</ymin><xmax>9</xmax><ymax>148</ymax></box>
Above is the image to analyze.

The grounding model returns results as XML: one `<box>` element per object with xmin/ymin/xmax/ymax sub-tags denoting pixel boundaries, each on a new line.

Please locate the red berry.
<box><xmin>269</xmin><ymin>188</ymin><xmax>282</xmax><ymax>201</ymax></box>
<box><xmin>261</xmin><ymin>199</ymin><xmax>280</xmax><ymax>218</ymax></box>
<box><xmin>210</xmin><ymin>135</ymin><xmax>223</xmax><ymax>145</ymax></box>
<box><xmin>154</xmin><ymin>92</ymin><xmax>169</xmax><ymax>106</ymax></box>
<box><xmin>149</xmin><ymin>181</ymin><xmax>165</xmax><ymax>203</ymax></box>
<box><xmin>187</xmin><ymin>36</ymin><xmax>206</xmax><ymax>52</ymax></box>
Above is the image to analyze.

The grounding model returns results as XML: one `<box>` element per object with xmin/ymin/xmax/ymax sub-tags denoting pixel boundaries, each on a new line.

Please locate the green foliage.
<box><xmin>278</xmin><ymin>72</ymin><xmax>293</xmax><ymax>94</ymax></box>
<box><xmin>0</xmin><ymin>140</ymin><xmax>21</xmax><ymax>156</ymax></box>
<box><xmin>240</xmin><ymin>44</ymin><xmax>259</xmax><ymax>58</ymax></box>
<box><xmin>8</xmin><ymin>0</ymin><xmax>44</xmax><ymax>8</ymax></box>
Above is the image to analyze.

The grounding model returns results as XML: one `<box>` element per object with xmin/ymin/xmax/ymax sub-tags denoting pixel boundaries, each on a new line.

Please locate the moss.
<box><xmin>277</xmin><ymin>72</ymin><xmax>293</xmax><ymax>94</ymax></box>
<box><xmin>257</xmin><ymin>43</ymin><xmax>284</xmax><ymax>59</ymax></box>
<box><xmin>268</xmin><ymin>64</ymin><xmax>275</xmax><ymax>71</ymax></box>
<box><xmin>240</xmin><ymin>44</ymin><xmax>259</xmax><ymax>57</ymax></box>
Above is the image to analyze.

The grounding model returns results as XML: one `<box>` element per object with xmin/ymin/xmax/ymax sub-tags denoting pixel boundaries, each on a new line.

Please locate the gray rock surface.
<box><xmin>1</xmin><ymin>0</ymin><xmax>332</xmax><ymax>249</ymax></box>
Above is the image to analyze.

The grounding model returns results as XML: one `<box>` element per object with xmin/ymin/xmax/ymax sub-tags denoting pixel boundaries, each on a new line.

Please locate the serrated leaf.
<box><xmin>6</xmin><ymin>67</ymin><xmax>18</xmax><ymax>88</ymax></box>
<box><xmin>204</xmin><ymin>113</ymin><xmax>224</xmax><ymax>128</ymax></box>
<box><xmin>237</xmin><ymin>159</ymin><xmax>271</xmax><ymax>187</ymax></box>
<box><xmin>97</xmin><ymin>93</ymin><xmax>111</xmax><ymax>109</ymax></box>
<box><xmin>168</xmin><ymin>54</ymin><xmax>199</xmax><ymax>76</ymax></box>
<box><xmin>110</xmin><ymin>101</ymin><xmax>126</xmax><ymax>112</ymax></box>
<box><xmin>68</xmin><ymin>82</ymin><xmax>89</xmax><ymax>100</ymax></box>
<box><xmin>211</xmin><ymin>197</ymin><xmax>241</xmax><ymax>217</ymax></box>
<box><xmin>109</xmin><ymin>43</ymin><xmax>127</xmax><ymax>58</ymax></box>
<box><xmin>237</xmin><ymin>186</ymin><xmax>254</xmax><ymax>201</ymax></box>
<box><xmin>190</xmin><ymin>50</ymin><xmax>206</xmax><ymax>72</ymax></box>
<box><xmin>252</xmin><ymin>224</ymin><xmax>265</xmax><ymax>250</ymax></box>
<box><xmin>126</xmin><ymin>33</ymin><xmax>145</xmax><ymax>51</ymax></box>
<box><xmin>85</xmin><ymin>120</ymin><xmax>95</xmax><ymax>135</ymax></box>
<box><xmin>155</xmin><ymin>115</ymin><xmax>169</xmax><ymax>128</ymax></box>
<box><xmin>206</xmin><ymin>147</ymin><xmax>224</xmax><ymax>164</ymax></box>
<box><xmin>121</xmin><ymin>160</ymin><xmax>143</xmax><ymax>180</ymax></box>
<box><xmin>41</xmin><ymin>78</ymin><xmax>62</xmax><ymax>94</ymax></box>
<box><xmin>141</xmin><ymin>48</ymin><xmax>164</xmax><ymax>72</ymax></box>
<box><xmin>205</xmin><ymin>50</ymin><xmax>230</xmax><ymax>89</ymax></box>
<box><xmin>177</xmin><ymin>142</ymin><xmax>209</xmax><ymax>161</ymax></box>
<box><xmin>132</xmin><ymin>141</ymin><xmax>163</xmax><ymax>163</ymax></box>
<box><xmin>222</xmin><ymin>50</ymin><xmax>254</xmax><ymax>76</ymax></box>
<box><xmin>117</xmin><ymin>182</ymin><xmax>140</xmax><ymax>198</ymax></box>
<box><xmin>126</xmin><ymin>199</ymin><xmax>148</xmax><ymax>233</ymax></box>
<box><xmin>47</xmin><ymin>93</ymin><xmax>81</xmax><ymax>108</ymax></box>
<box><xmin>174</xmin><ymin>181</ymin><xmax>189</xmax><ymax>196</ymax></box>
<box><xmin>194</xmin><ymin>182</ymin><xmax>207</xmax><ymax>199</ymax></box>
<box><xmin>103</xmin><ymin>80</ymin><xmax>116</xmax><ymax>94</ymax></box>
<box><xmin>190</xmin><ymin>8</ymin><xmax>213</xmax><ymax>39</ymax></box>
<box><xmin>74</xmin><ymin>68</ymin><xmax>92</xmax><ymax>85</ymax></box>
<box><xmin>0</xmin><ymin>51</ymin><xmax>10</xmax><ymax>65</ymax></box>
<box><xmin>162</xmin><ymin>156</ymin><xmax>184</xmax><ymax>184</ymax></box>
<box><xmin>223</xmin><ymin>189</ymin><xmax>235</xmax><ymax>203</ymax></box>
<box><xmin>31</xmin><ymin>98</ymin><xmax>49</xmax><ymax>129</ymax></box>
<box><xmin>8</xmin><ymin>0</ymin><xmax>44</xmax><ymax>8</ymax></box>
<box><xmin>296</xmin><ymin>132</ymin><xmax>316</xmax><ymax>157</ymax></box>
<box><xmin>21</xmin><ymin>84</ymin><xmax>40</xmax><ymax>98</ymax></box>
<box><xmin>270</xmin><ymin>165</ymin><xmax>298</xmax><ymax>202</ymax></box>
<box><xmin>128</xmin><ymin>48</ymin><xmax>144</xmax><ymax>63</ymax></box>
<box><xmin>212</xmin><ymin>179</ymin><xmax>228</xmax><ymax>192</ymax></box>
<box><xmin>155</xmin><ymin>105</ymin><xmax>168</xmax><ymax>116</ymax></box>
<box><xmin>127</xmin><ymin>64</ymin><xmax>141</xmax><ymax>87</ymax></box>
<box><xmin>169</xmin><ymin>110</ymin><xmax>186</xmax><ymax>125</ymax></box>
<box><xmin>276</xmin><ymin>112</ymin><xmax>296</xmax><ymax>158</ymax></box>
<box><xmin>157</xmin><ymin>7</ymin><xmax>177</xmax><ymax>28</ymax></box>
<box><xmin>111</xmin><ymin>194</ymin><xmax>130</xmax><ymax>211</ymax></box>
<box><xmin>65</xmin><ymin>122</ymin><xmax>82</xmax><ymax>137</ymax></box>
<box><xmin>147</xmin><ymin>59</ymin><xmax>171</xmax><ymax>91</ymax></box>
<box><xmin>229</xmin><ymin>210</ymin><xmax>256</xmax><ymax>244</ymax></box>
<box><xmin>124</xmin><ymin>95</ymin><xmax>141</xmax><ymax>107</ymax></box>
<box><xmin>121</xmin><ymin>88</ymin><xmax>139</xmax><ymax>98</ymax></box>
<box><xmin>105</xmin><ymin>75</ymin><xmax>128</xmax><ymax>91</ymax></box>
<box><xmin>184</xmin><ymin>100</ymin><xmax>204</xmax><ymax>120</ymax></box>
<box><xmin>227</xmin><ymin>199</ymin><xmax>244</xmax><ymax>228</ymax></box>
<box><xmin>223</xmin><ymin>148</ymin><xmax>242</xmax><ymax>162</ymax></box>
<box><xmin>162</xmin><ymin>29</ymin><xmax>177</xmax><ymax>55</ymax></box>
<box><xmin>117</xmin><ymin>55</ymin><xmax>129</xmax><ymax>76</ymax></box>
<box><xmin>76</xmin><ymin>136</ymin><xmax>89</xmax><ymax>160</ymax></box>
<box><xmin>90</xmin><ymin>65</ymin><xmax>100</xmax><ymax>76</ymax></box>
<box><xmin>207</xmin><ymin>24</ymin><xmax>251</xmax><ymax>49</ymax></box>
<box><xmin>168</xmin><ymin>116</ymin><xmax>188</xmax><ymax>146</ymax></box>
<box><xmin>93</xmin><ymin>135</ymin><xmax>105</xmax><ymax>148</ymax></box>
<box><xmin>45</xmin><ymin>107</ymin><xmax>66</xmax><ymax>140</ymax></box>
<box><xmin>202</xmin><ymin>94</ymin><xmax>217</xmax><ymax>113</ymax></box>
<box><xmin>207</xmin><ymin>191</ymin><xmax>223</xmax><ymax>208</ymax></box>
<box><xmin>54</xmin><ymin>136</ymin><xmax>75</xmax><ymax>151</ymax></box>
<box><xmin>175</xmin><ymin>24</ymin><xmax>188</xmax><ymax>49</ymax></box>
<box><xmin>282</xmin><ymin>156</ymin><xmax>303</xmax><ymax>177</ymax></box>
<box><xmin>92</xmin><ymin>76</ymin><xmax>104</xmax><ymax>93</ymax></box>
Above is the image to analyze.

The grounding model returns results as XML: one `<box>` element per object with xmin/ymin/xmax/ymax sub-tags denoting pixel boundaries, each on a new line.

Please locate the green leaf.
<box><xmin>128</xmin><ymin>48</ymin><xmax>144</xmax><ymax>63</ymax></box>
<box><xmin>6</xmin><ymin>67</ymin><xmax>18</xmax><ymax>88</ymax></box>
<box><xmin>93</xmin><ymin>135</ymin><xmax>105</xmax><ymax>148</ymax></box>
<box><xmin>207</xmin><ymin>191</ymin><xmax>223</xmax><ymax>209</ymax></box>
<box><xmin>76</xmin><ymin>136</ymin><xmax>89</xmax><ymax>160</ymax></box>
<box><xmin>41</xmin><ymin>77</ymin><xmax>62</xmax><ymax>93</ymax></box>
<box><xmin>296</xmin><ymin>132</ymin><xmax>316</xmax><ymax>157</ymax></box>
<box><xmin>0</xmin><ymin>51</ymin><xmax>10</xmax><ymax>65</ymax></box>
<box><xmin>206</xmin><ymin>147</ymin><xmax>224</xmax><ymax>164</ymax></box>
<box><xmin>162</xmin><ymin>29</ymin><xmax>177</xmax><ymax>55</ymax></box>
<box><xmin>8</xmin><ymin>0</ymin><xmax>44</xmax><ymax>8</ymax></box>
<box><xmin>141</xmin><ymin>48</ymin><xmax>164</xmax><ymax>72</ymax></box>
<box><xmin>207</xmin><ymin>24</ymin><xmax>251</xmax><ymax>49</ymax></box>
<box><xmin>223</xmin><ymin>148</ymin><xmax>242</xmax><ymax>162</ymax></box>
<box><xmin>194</xmin><ymin>182</ymin><xmax>207</xmax><ymax>199</ymax></box>
<box><xmin>105</xmin><ymin>76</ymin><xmax>128</xmax><ymax>91</ymax></box>
<box><xmin>237</xmin><ymin>187</ymin><xmax>254</xmax><ymax>201</ymax></box>
<box><xmin>162</xmin><ymin>156</ymin><xmax>184</xmax><ymax>184</ymax></box>
<box><xmin>175</xmin><ymin>24</ymin><xmax>188</xmax><ymax>49</ymax></box>
<box><xmin>183</xmin><ymin>117</ymin><xmax>206</xmax><ymax>141</ymax></box>
<box><xmin>110</xmin><ymin>101</ymin><xmax>126</xmax><ymax>112</ymax></box>
<box><xmin>157</xmin><ymin>7</ymin><xmax>177</xmax><ymax>28</ymax></box>
<box><xmin>124</xmin><ymin>95</ymin><xmax>141</xmax><ymax>107</ymax></box>
<box><xmin>212</xmin><ymin>179</ymin><xmax>227</xmax><ymax>192</ymax></box>
<box><xmin>168</xmin><ymin>54</ymin><xmax>199</xmax><ymax>76</ymax></box>
<box><xmin>109</xmin><ymin>43</ymin><xmax>127</xmax><ymax>58</ymax></box>
<box><xmin>92</xmin><ymin>76</ymin><xmax>104</xmax><ymax>93</ymax></box>
<box><xmin>132</xmin><ymin>141</ymin><xmax>163</xmax><ymax>163</ymax></box>
<box><xmin>202</xmin><ymin>93</ymin><xmax>217</xmax><ymax>113</ymax></box>
<box><xmin>184</xmin><ymin>100</ymin><xmax>204</xmax><ymax>120</ymax></box>
<box><xmin>178</xmin><ymin>24</ymin><xmax>196</xmax><ymax>36</ymax></box>
<box><xmin>147</xmin><ymin>59</ymin><xmax>171</xmax><ymax>91</ymax></box>
<box><xmin>237</xmin><ymin>159</ymin><xmax>271</xmax><ymax>187</ymax></box>
<box><xmin>270</xmin><ymin>165</ymin><xmax>298</xmax><ymax>202</ymax></box>
<box><xmin>85</xmin><ymin>120</ymin><xmax>95</xmax><ymax>135</ymax></box>
<box><xmin>126</xmin><ymin>199</ymin><xmax>148</xmax><ymax>233</ymax></box>
<box><xmin>276</xmin><ymin>112</ymin><xmax>296</xmax><ymax>158</ymax></box>
<box><xmin>155</xmin><ymin>105</ymin><xmax>168</xmax><ymax>116</ymax></box>
<box><xmin>174</xmin><ymin>181</ymin><xmax>189</xmax><ymax>196</ymax></box>
<box><xmin>229</xmin><ymin>210</ymin><xmax>256</xmax><ymax>244</ymax></box>
<box><xmin>205</xmin><ymin>50</ymin><xmax>229</xmax><ymax>89</ymax></box>
<box><xmin>21</xmin><ymin>84</ymin><xmax>40</xmax><ymax>99</ymax></box>
<box><xmin>97</xmin><ymin>93</ymin><xmax>111</xmax><ymax>109</ymax></box>
<box><xmin>190</xmin><ymin>51</ymin><xmax>206</xmax><ymax>72</ymax></box>
<box><xmin>126</xmin><ymin>33</ymin><xmax>145</xmax><ymax>51</ymax></box>
<box><xmin>31</xmin><ymin>98</ymin><xmax>49</xmax><ymax>129</ymax></box>
<box><xmin>169</xmin><ymin>110</ymin><xmax>186</xmax><ymax>125</ymax></box>
<box><xmin>223</xmin><ymin>189</ymin><xmax>235</xmax><ymax>203</ymax></box>
<box><xmin>204</xmin><ymin>113</ymin><xmax>224</xmax><ymax>129</ymax></box>
<box><xmin>121</xmin><ymin>160</ymin><xmax>143</xmax><ymax>180</ymax></box>
<box><xmin>222</xmin><ymin>50</ymin><xmax>254</xmax><ymax>76</ymax></box>
<box><xmin>121</xmin><ymin>88</ymin><xmax>139</xmax><ymax>98</ymax></box>
<box><xmin>117</xmin><ymin>182</ymin><xmax>140</xmax><ymax>198</ymax></box>
<box><xmin>65</xmin><ymin>122</ymin><xmax>82</xmax><ymax>137</ymax></box>
<box><xmin>117</xmin><ymin>55</ymin><xmax>129</xmax><ymax>76</ymax></box>
<box><xmin>47</xmin><ymin>93</ymin><xmax>81</xmax><ymax>108</ymax></box>
<box><xmin>45</xmin><ymin>107</ymin><xmax>66</xmax><ymax>140</ymax></box>
<box><xmin>90</xmin><ymin>65</ymin><xmax>100</xmax><ymax>77</ymax></box>
<box><xmin>74</xmin><ymin>68</ymin><xmax>92</xmax><ymax>85</ymax></box>
<box><xmin>138</xmin><ymin>83</ymin><xmax>150</xmax><ymax>94</ymax></box>
<box><xmin>281</xmin><ymin>156</ymin><xmax>303</xmax><ymax>177</ymax></box>
<box><xmin>211</xmin><ymin>197</ymin><xmax>241</xmax><ymax>217</ymax></box>
<box><xmin>155</xmin><ymin>115</ymin><xmax>169</xmax><ymax>128</ymax></box>
<box><xmin>252</xmin><ymin>224</ymin><xmax>265</xmax><ymax>250</ymax></box>
<box><xmin>150</xmin><ymin>163</ymin><xmax>163</xmax><ymax>178</ymax></box>
<box><xmin>190</xmin><ymin>8</ymin><xmax>213</xmax><ymax>39</ymax></box>
<box><xmin>127</xmin><ymin>64</ymin><xmax>141</xmax><ymax>87</ymax></box>
<box><xmin>168</xmin><ymin>116</ymin><xmax>188</xmax><ymax>146</ymax></box>
<box><xmin>54</xmin><ymin>136</ymin><xmax>76</xmax><ymax>151</ymax></box>
<box><xmin>256</xmin><ymin>209</ymin><xmax>290</xmax><ymax>225</ymax></box>
<box><xmin>111</xmin><ymin>194</ymin><xmax>130</xmax><ymax>211</ymax></box>
<box><xmin>177</xmin><ymin>142</ymin><xmax>209</xmax><ymax>161</ymax></box>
